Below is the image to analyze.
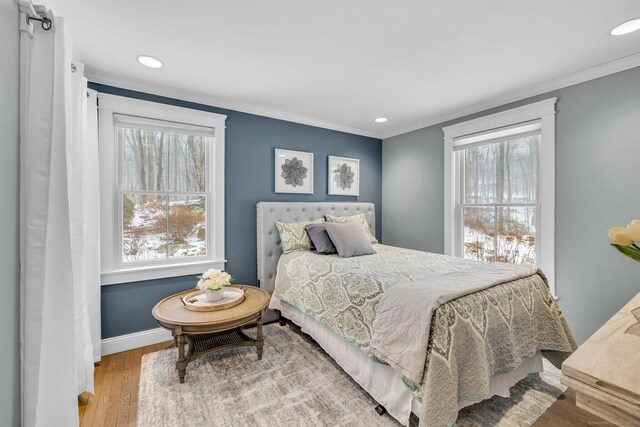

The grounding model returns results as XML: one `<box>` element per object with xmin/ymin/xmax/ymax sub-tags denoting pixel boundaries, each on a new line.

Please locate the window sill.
<box><xmin>101</xmin><ymin>259</ymin><xmax>227</xmax><ymax>286</ymax></box>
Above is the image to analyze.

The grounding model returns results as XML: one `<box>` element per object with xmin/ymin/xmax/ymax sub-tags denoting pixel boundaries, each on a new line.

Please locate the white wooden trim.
<box><xmin>442</xmin><ymin>98</ymin><xmax>557</xmax><ymax>138</ymax></box>
<box><xmin>98</xmin><ymin>93</ymin><xmax>227</xmax><ymax>128</ymax></box>
<box><xmin>86</xmin><ymin>69</ymin><xmax>378</xmax><ymax>139</ymax></box>
<box><xmin>98</xmin><ymin>93</ymin><xmax>226</xmax><ymax>285</ymax></box>
<box><xmin>213</xmin><ymin>123</ymin><xmax>225</xmax><ymax>272</ymax></box>
<box><xmin>382</xmin><ymin>52</ymin><xmax>640</xmax><ymax>139</ymax></box>
<box><xmin>101</xmin><ymin>327</ymin><xmax>173</xmax><ymax>356</ymax></box>
<box><xmin>538</xmin><ymin>109</ymin><xmax>556</xmax><ymax>295</ymax></box>
<box><xmin>101</xmin><ymin>260</ymin><xmax>226</xmax><ymax>286</ymax></box>
<box><xmin>443</xmin><ymin>98</ymin><xmax>557</xmax><ymax>295</ymax></box>
<box><xmin>443</xmin><ymin>135</ymin><xmax>456</xmax><ymax>257</ymax></box>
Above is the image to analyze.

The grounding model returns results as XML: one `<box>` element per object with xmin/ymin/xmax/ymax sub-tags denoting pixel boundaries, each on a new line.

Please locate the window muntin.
<box><xmin>117</xmin><ymin>125</ymin><xmax>211</xmax><ymax>265</ymax></box>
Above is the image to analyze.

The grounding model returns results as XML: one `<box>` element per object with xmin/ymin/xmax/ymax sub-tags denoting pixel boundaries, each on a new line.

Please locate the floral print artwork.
<box><xmin>281</xmin><ymin>157</ymin><xmax>308</xmax><ymax>187</ymax></box>
<box><xmin>333</xmin><ymin>163</ymin><xmax>354</xmax><ymax>190</ymax></box>
<box><xmin>327</xmin><ymin>156</ymin><xmax>358</xmax><ymax>196</ymax></box>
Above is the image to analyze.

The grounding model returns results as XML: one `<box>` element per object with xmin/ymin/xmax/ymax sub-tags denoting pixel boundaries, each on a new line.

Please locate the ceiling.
<box><xmin>51</xmin><ymin>0</ymin><xmax>640</xmax><ymax>139</ymax></box>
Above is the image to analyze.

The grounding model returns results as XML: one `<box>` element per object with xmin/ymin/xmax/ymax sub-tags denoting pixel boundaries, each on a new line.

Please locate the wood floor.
<box><xmin>78</xmin><ymin>341</ymin><xmax>175</xmax><ymax>427</ymax></box>
<box><xmin>79</xmin><ymin>341</ymin><xmax>607</xmax><ymax>427</ymax></box>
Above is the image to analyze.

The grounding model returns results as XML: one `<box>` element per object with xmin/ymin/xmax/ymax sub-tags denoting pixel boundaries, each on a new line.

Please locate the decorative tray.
<box><xmin>181</xmin><ymin>287</ymin><xmax>245</xmax><ymax>312</ymax></box>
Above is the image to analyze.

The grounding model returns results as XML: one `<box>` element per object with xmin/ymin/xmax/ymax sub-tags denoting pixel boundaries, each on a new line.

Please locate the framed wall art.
<box><xmin>328</xmin><ymin>156</ymin><xmax>359</xmax><ymax>196</ymax></box>
<box><xmin>274</xmin><ymin>149</ymin><xmax>314</xmax><ymax>194</ymax></box>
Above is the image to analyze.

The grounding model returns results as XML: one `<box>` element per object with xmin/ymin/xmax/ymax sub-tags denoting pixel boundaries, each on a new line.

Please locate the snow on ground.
<box><xmin>123</xmin><ymin>197</ymin><xmax>205</xmax><ymax>262</ymax></box>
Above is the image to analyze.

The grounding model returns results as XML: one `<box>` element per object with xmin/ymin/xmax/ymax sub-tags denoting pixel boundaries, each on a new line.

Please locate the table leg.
<box><xmin>176</xmin><ymin>333</ymin><xmax>187</xmax><ymax>383</ymax></box>
<box><xmin>256</xmin><ymin>315</ymin><xmax>264</xmax><ymax>361</ymax></box>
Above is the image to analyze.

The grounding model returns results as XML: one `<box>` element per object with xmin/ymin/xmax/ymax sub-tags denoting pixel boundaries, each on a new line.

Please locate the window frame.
<box><xmin>98</xmin><ymin>93</ymin><xmax>227</xmax><ymax>285</ymax></box>
<box><xmin>443</xmin><ymin>98</ymin><xmax>557</xmax><ymax>295</ymax></box>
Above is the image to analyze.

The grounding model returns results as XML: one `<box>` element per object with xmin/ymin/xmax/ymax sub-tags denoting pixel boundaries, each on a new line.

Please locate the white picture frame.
<box><xmin>328</xmin><ymin>156</ymin><xmax>359</xmax><ymax>196</ymax></box>
<box><xmin>274</xmin><ymin>149</ymin><xmax>314</xmax><ymax>194</ymax></box>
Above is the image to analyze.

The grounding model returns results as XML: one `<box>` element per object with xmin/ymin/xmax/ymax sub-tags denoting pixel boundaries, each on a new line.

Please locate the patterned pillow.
<box><xmin>275</xmin><ymin>219</ymin><xmax>324</xmax><ymax>254</ymax></box>
<box><xmin>325</xmin><ymin>213</ymin><xmax>377</xmax><ymax>244</ymax></box>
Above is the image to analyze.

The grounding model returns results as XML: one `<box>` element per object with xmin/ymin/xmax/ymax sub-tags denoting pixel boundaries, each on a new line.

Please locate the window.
<box><xmin>444</xmin><ymin>98</ymin><xmax>556</xmax><ymax>294</ymax></box>
<box><xmin>460</xmin><ymin>122</ymin><xmax>539</xmax><ymax>264</ymax></box>
<box><xmin>98</xmin><ymin>94</ymin><xmax>226</xmax><ymax>285</ymax></box>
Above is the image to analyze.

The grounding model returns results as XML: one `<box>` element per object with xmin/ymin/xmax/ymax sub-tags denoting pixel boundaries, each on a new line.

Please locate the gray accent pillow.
<box><xmin>325</xmin><ymin>213</ymin><xmax>378</xmax><ymax>244</ymax></box>
<box><xmin>324</xmin><ymin>222</ymin><xmax>377</xmax><ymax>258</ymax></box>
<box><xmin>305</xmin><ymin>223</ymin><xmax>337</xmax><ymax>254</ymax></box>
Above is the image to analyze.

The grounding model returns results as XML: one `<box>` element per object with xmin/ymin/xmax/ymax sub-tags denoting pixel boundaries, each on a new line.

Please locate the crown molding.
<box><xmin>84</xmin><ymin>68</ymin><xmax>381</xmax><ymax>139</ymax></box>
<box><xmin>87</xmin><ymin>51</ymin><xmax>640</xmax><ymax>142</ymax></box>
<box><xmin>380</xmin><ymin>51</ymin><xmax>640</xmax><ymax>140</ymax></box>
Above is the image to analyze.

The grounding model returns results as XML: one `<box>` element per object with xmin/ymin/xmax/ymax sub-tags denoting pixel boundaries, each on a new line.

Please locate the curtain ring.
<box><xmin>41</xmin><ymin>17</ymin><xmax>52</xmax><ymax>30</ymax></box>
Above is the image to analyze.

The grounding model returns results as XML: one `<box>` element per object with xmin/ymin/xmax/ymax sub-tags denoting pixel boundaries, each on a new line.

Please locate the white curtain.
<box><xmin>84</xmin><ymin>88</ymin><xmax>102</xmax><ymax>363</ymax></box>
<box><xmin>68</xmin><ymin>60</ymin><xmax>100</xmax><ymax>387</ymax></box>
<box><xmin>20</xmin><ymin>10</ymin><xmax>98</xmax><ymax>427</ymax></box>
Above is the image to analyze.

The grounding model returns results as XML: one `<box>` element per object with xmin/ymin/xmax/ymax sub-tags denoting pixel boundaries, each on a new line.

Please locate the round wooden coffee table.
<box><xmin>152</xmin><ymin>285</ymin><xmax>270</xmax><ymax>383</ymax></box>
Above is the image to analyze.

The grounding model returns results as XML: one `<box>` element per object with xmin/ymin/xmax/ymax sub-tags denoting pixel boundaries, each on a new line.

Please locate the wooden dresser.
<box><xmin>561</xmin><ymin>292</ymin><xmax>640</xmax><ymax>425</ymax></box>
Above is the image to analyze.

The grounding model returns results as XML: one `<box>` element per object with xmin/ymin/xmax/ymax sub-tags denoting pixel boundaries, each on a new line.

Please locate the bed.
<box><xmin>257</xmin><ymin>202</ymin><xmax>576</xmax><ymax>426</ymax></box>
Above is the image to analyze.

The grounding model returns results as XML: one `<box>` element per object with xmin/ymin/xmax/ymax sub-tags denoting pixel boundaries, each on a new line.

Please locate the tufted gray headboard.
<box><xmin>256</xmin><ymin>202</ymin><xmax>376</xmax><ymax>297</ymax></box>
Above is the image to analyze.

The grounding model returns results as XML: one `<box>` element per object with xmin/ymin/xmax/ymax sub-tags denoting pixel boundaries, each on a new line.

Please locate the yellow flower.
<box><xmin>627</xmin><ymin>220</ymin><xmax>640</xmax><ymax>242</ymax></box>
<box><xmin>609</xmin><ymin>226</ymin><xmax>634</xmax><ymax>246</ymax></box>
<box><xmin>608</xmin><ymin>226</ymin><xmax>624</xmax><ymax>240</ymax></box>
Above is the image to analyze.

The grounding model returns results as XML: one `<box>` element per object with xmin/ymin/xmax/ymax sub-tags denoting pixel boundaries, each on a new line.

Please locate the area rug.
<box><xmin>138</xmin><ymin>324</ymin><xmax>566</xmax><ymax>426</ymax></box>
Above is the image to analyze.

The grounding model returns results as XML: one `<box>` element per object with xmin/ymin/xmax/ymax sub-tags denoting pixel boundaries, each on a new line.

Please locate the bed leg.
<box><xmin>374</xmin><ymin>404</ymin><xmax>387</xmax><ymax>416</ymax></box>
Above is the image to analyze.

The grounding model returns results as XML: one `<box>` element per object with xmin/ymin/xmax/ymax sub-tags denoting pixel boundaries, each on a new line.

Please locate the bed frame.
<box><xmin>256</xmin><ymin>201</ymin><xmax>375</xmax><ymax>322</ymax></box>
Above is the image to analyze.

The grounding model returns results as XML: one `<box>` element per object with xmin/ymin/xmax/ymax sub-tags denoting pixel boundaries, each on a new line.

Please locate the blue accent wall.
<box><xmin>91</xmin><ymin>84</ymin><xmax>382</xmax><ymax>339</ymax></box>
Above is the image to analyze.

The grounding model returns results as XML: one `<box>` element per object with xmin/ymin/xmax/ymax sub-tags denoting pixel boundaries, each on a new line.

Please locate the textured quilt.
<box><xmin>280</xmin><ymin>245</ymin><xmax>473</xmax><ymax>349</ymax></box>
<box><xmin>278</xmin><ymin>245</ymin><xmax>576</xmax><ymax>427</ymax></box>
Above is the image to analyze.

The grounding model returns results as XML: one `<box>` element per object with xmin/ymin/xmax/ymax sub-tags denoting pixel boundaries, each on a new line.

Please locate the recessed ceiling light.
<box><xmin>610</xmin><ymin>18</ymin><xmax>640</xmax><ymax>36</ymax></box>
<box><xmin>137</xmin><ymin>55</ymin><xmax>163</xmax><ymax>69</ymax></box>
<box><xmin>374</xmin><ymin>117</ymin><xmax>388</xmax><ymax>123</ymax></box>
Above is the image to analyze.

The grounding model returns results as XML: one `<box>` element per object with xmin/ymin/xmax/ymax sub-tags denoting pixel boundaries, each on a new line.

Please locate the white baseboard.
<box><xmin>101</xmin><ymin>327</ymin><xmax>173</xmax><ymax>356</ymax></box>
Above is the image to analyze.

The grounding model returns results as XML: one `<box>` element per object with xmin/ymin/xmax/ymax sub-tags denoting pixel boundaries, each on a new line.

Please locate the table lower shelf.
<box><xmin>172</xmin><ymin>317</ymin><xmax>264</xmax><ymax>383</ymax></box>
<box><xmin>186</xmin><ymin>329</ymin><xmax>261</xmax><ymax>361</ymax></box>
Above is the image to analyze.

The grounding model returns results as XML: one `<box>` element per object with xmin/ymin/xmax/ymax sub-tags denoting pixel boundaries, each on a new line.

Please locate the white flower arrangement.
<box><xmin>197</xmin><ymin>269</ymin><xmax>232</xmax><ymax>291</ymax></box>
